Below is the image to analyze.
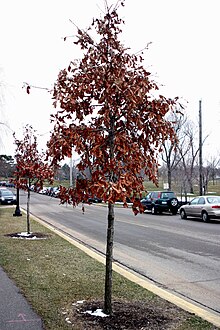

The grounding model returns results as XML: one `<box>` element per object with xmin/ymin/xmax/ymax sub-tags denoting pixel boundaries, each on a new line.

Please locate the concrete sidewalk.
<box><xmin>0</xmin><ymin>266</ymin><xmax>43</xmax><ymax>330</ymax></box>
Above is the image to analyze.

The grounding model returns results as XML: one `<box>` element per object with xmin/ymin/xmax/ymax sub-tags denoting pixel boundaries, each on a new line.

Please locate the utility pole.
<box><xmin>199</xmin><ymin>100</ymin><xmax>203</xmax><ymax>195</ymax></box>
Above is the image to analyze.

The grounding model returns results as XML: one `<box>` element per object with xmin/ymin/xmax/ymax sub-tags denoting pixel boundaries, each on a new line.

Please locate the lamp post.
<box><xmin>13</xmin><ymin>171</ymin><xmax>22</xmax><ymax>217</ymax></box>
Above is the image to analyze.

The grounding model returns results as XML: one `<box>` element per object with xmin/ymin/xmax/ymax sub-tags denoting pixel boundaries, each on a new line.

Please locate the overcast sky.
<box><xmin>1</xmin><ymin>0</ymin><xmax>220</xmax><ymax>160</ymax></box>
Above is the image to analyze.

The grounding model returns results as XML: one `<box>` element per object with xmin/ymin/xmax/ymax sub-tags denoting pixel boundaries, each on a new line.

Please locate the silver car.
<box><xmin>179</xmin><ymin>195</ymin><xmax>220</xmax><ymax>222</ymax></box>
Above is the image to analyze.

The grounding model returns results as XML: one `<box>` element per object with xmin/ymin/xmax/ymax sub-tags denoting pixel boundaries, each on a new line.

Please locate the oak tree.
<box><xmin>48</xmin><ymin>1</ymin><xmax>180</xmax><ymax>314</ymax></box>
<box><xmin>13</xmin><ymin>125</ymin><xmax>54</xmax><ymax>234</ymax></box>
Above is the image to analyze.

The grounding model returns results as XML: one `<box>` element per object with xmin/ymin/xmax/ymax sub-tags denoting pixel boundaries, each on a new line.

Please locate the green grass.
<box><xmin>0</xmin><ymin>207</ymin><xmax>218</xmax><ymax>329</ymax></box>
<box><xmin>207</xmin><ymin>181</ymin><xmax>220</xmax><ymax>195</ymax></box>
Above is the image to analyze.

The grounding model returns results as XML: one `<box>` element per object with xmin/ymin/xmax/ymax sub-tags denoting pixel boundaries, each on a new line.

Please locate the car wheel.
<box><xmin>180</xmin><ymin>209</ymin><xmax>187</xmax><ymax>219</ymax></box>
<box><xmin>151</xmin><ymin>206</ymin><xmax>157</xmax><ymax>215</ymax></box>
<box><xmin>202</xmin><ymin>211</ymin><xmax>209</xmax><ymax>222</ymax></box>
<box><xmin>170</xmin><ymin>198</ymin><xmax>178</xmax><ymax>207</ymax></box>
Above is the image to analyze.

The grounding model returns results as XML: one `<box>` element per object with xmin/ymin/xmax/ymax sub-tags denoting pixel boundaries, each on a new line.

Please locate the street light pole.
<box><xmin>13</xmin><ymin>171</ymin><xmax>22</xmax><ymax>217</ymax></box>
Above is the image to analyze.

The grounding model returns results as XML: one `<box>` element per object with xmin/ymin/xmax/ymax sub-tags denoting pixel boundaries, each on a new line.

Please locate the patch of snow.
<box><xmin>12</xmin><ymin>232</ymin><xmax>47</xmax><ymax>240</ymax></box>
<box><xmin>83</xmin><ymin>309</ymin><xmax>109</xmax><ymax>318</ymax></box>
<box><xmin>18</xmin><ymin>232</ymin><xmax>32</xmax><ymax>237</ymax></box>
<box><xmin>65</xmin><ymin>317</ymin><xmax>71</xmax><ymax>324</ymax></box>
<box><xmin>72</xmin><ymin>300</ymin><xmax>85</xmax><ymax>305</ymax></box>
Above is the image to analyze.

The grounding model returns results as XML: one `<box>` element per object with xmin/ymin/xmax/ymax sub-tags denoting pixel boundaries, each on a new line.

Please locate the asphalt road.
<box><xmin>18</xmin><ymin>190</ymin><xmax>220</xmax><ymax>317</ymax></box>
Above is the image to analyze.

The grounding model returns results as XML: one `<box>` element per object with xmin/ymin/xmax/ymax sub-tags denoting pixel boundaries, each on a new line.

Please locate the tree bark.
<box><xmin>167</xmin><ymin>166</ymin><xmax>172</xmax><ymax>190</ymax></box>
<box><xmin>104</xmin><ymin>202</ymin><xmax>115</xmax><ymax>315</ymax></box>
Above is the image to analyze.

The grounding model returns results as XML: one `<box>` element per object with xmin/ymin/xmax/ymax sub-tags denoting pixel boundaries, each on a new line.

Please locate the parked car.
<box><xmin>48</xmin><ymin>186</ymin><xmax>60</xmax><ymax>198</ymax></box>
<box><xmin>88</xmin><ymin>196</ymin><xmax>102</xmax><ymax>203</ymax></box>
<box><xmin>141</xmin><ymin>191</ymin><xmax>179</xmax><ymax>215</ymax></box>
<box><xmin>0</xmin><ymin>189</ymin><xmax>17</xmax><ymax>205</ymax></box>
<box><xmin>0</xmin><ymin>181</ymin><xmax>6</xmax><ymax>186</ymax></box>
<box><xmin>5</xmin><ymin>181</ymin><xmax>15</xmax><ymax>188</ymax></box>
<box><xmin>30</xmin><ymin>184</ymin><xmax>40</xmax><ymax>192</ymax></box>
<box><xmin>179</xmin><ymin>195</ymin><xmax>220</xmax><ymax>222</ymax></box>
<box><xmin>52</xmin><ymin>188</ymin><xmax>60</xmax><ymax>198</ymax></box>
<box><xmin>38</xmin><ymin>187</ymin><xmax>48</xmax><ymax>194</ymax></box>
<box><xmin>45</xmin><ymin>187</ymin><xmax>52</xmax><ymax>195</ymax></box>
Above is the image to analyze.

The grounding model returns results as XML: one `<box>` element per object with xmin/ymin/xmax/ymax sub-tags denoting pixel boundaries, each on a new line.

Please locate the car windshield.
<box><xmin>207</xmin><ymin>196</ymin><xmax>220</xmax><ymax>204</ymax></box>
<box><xmin>1</xmin><ymin>190</ymin><xmax>13</xmax><ymax>196</ymax></box>
<box><xmin>145</xmin><ymin>193</ymin><xmax>151</xmax><ymax>199</ymax></box>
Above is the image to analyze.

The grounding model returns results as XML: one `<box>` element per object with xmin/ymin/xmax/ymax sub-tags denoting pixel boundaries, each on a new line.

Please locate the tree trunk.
<box><xmin>167</xmin><ymin>167</ymin><xmax>172</xmax><ymax>190</ymax></box>
<box><xmin>104</xmin><ymin>202</ymin><xmax>115</xmax><ymax>315</ymax></box>
<box><xmin>189</xmin><ymin>183</ymin><xmax>194</xmax><ymax>194</ymax></box>
<box><xmin>27</xmin><ymin>186</ymin><xmax>31</xmax><ymax>234</ymax></box>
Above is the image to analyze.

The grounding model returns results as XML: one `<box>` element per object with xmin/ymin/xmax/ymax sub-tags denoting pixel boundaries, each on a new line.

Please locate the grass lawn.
<box><xmin>0</xmin><ymin>207</ymin><xmax>218</xmax><ymax>329</ymax></box>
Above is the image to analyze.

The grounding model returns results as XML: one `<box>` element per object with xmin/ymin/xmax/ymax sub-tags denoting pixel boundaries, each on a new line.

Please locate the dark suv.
<box><xmin>141</xmin><ymin>191</ymin><xmax>179</xmax><ymax>215</ymax></box>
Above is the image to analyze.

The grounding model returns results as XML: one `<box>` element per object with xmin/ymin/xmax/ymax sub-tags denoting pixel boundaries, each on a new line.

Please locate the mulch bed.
<box><xmin>4</xmin><ymin>232</ymin><xmax>50</xmax><ymax>239</ymax></box>
<box><xmin>64</xmin><ymin>299</ymin><xmax>195</xmax><ymax>329</ymax></box>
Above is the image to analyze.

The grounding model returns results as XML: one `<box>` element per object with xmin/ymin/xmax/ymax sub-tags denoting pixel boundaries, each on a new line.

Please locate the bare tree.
<box><xmin>161</xmin><ymin>111</ymin><xmax>186</xmax><ymax>190</ymax></box>
<box><xmin>203</xmin><ymin>156</ymin><xmax>220</xmax><ymax>191</ymax></box>
<box><xmin>0</xmin><ymin>155</ymin><xmax>15</xmax><ymax>178</ymax></box>
<box><xmin>177</xmin><ymin>120</ymin><xmax>208</xmax><ymax>194</ymax></box>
